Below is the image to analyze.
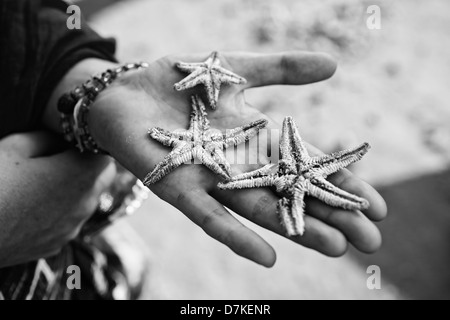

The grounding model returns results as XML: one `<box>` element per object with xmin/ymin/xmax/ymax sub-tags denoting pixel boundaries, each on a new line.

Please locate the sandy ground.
<box><xmin>82</xmin><ymin>0</ymin><xmax>450</xmax><ymax>299</ymax></box>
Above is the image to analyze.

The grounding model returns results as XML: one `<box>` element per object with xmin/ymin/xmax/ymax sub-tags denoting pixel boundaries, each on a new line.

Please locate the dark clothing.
<box><xmin>0</xmin><ymin>0</ymin><xmax>144</xmax><ymax>300</ymax></box>
<box><xmin>0</xmin><ymin>0</ymin><xmax>116</xmax><ymax>138</ymax></box>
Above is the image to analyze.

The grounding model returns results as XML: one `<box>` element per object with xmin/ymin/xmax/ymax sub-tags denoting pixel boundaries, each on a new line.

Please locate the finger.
<box><xmin>306</xmin><ymin>143</ymin><xmax>387</xmax><ymax>221</ymax></box>
<box><xmin>170</xmin><ymin>187</ymin><xmax>277</xmax><ymax>267</ymax></box>
<box><xmin>328</xmin><ymin>169</ymin><xmax>388</xmax><ymax>222</ymax></box>
<box><xmin>306</xmin><ymin>198</ymin><xmax>382</xmax><ymax>253</ymax></box>
<box><xmin>213</xmin><ymin>188</ymin><xmax>349</xmax><ymax>257</ymax></box>
<box><xmin>0</xmin><ymin>131</ymin><xmax>66</xmax><ymax>158</ymax></box>
<box><xmin>226</xmin><ymin>51</ymin><xmax>338</xmax><ymax>89</ymax></box>
<box><xmin>168</xmin><ymin>51</ymin><xmax>337</xmax><ymax>90</ymax></box>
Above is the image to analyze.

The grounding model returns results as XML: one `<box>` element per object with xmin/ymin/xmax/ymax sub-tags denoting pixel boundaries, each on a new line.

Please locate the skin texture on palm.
<box><xmin>219</xmin><ymin>116</ymin><xmax>371</xmax><ymax>237</ymax></box>
<box><xmin>45</xmin><ymin>52</ymin><xmax>388</xmax><ymax>267</ymax></box>
<box><xmin>143</xmin><ymin>95</ymin><xmax>268</xmax><ymax>185</ymax></box>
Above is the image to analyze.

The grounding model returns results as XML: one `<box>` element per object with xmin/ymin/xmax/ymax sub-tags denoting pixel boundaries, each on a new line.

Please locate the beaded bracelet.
<box><xmin>58</xmin><ymin>62</ymin><xmax>149</xmax><ymax>153</ymax></box>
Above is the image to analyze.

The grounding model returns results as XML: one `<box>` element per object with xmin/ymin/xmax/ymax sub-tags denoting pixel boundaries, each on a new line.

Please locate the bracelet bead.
<box><xmin>57</xmin><ymin>62</ymin><xmax>149</xmax><ymax>153</ymax></box>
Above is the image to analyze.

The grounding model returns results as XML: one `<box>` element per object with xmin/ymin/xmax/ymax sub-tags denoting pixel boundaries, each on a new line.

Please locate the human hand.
<box><xmin>0</xmin><ymin>131</ymin><xmax>116</xmax><ymax>267</ymax></box>
<box><xmin>85</xmin><ymin>51</ymin><xmax>387</xmax><ymax>267</ymax></box>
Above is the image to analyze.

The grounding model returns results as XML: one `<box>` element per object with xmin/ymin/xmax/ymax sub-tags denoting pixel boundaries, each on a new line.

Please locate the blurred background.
<box><xmin>77</xmin><ymin>0</ymin><xmax>450</xmax><ymax>299</ymax></box>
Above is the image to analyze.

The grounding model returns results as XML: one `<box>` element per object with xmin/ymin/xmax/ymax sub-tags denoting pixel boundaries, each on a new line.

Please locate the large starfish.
<box><xmin>143</xmin><ymin>95</ymin><xmax>267</xmax><ymax>186</ymax></box>
<box><xmin>218</xmin><ymin>116</ymin><xmax>370</xmax><ymax>236</ymax></box>
<box><xmin>174</xmin><ymin>51</ymin><xmax>247</xmax><ymax>110</ymax></box>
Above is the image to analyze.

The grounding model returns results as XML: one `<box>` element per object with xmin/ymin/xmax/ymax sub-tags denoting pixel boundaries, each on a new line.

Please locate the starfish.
<box><xmin>174</xmin><ymin>51</ymin><xmax>247</xmax><ymax>110</ymax></box>
<box><xmin>218</xmin><ymin>116</ymin><xmax>371</xmax><ymax>236</ymax></box>
<box><xmin>143</xmin><ymin>95</ymin><xmax>268</xmax><ymax>186</ymax></box>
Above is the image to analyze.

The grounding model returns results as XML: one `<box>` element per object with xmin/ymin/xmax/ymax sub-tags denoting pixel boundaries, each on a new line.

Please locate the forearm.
<box><xmin>42</xmin><ymin>58</ymin><xmax>120</xmax><ymax>133</ymax></box>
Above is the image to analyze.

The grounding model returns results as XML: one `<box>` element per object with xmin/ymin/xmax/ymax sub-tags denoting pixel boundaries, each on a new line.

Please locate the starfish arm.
<box><xmin>218</xmin><ymin>174</ymin><xmax>278</xmax><ymax>190</ymax></box>
<box><xmin>172</xmin><ymin>131</ymin><xmax>192</xmax><ymax>140</ymax></box>
<box><xmin>280</xmin><ymin>117</ymin><xmax>310</xmax><ymax>174</ymax></box>
<box><xmin>176</xmin><ymin>62</ymin><xmax>206</xmax><ymax>72</ymax></box>
<box><xmin>278</xmin><ymin>188</ymin><xmax>306</xmax><ymax>236</ymax></box>
<box><xmin>224</xmin><ymin>119</ymin><xmax>268</xmax><ymax>147</ymax></box>
<box><xmin>207</xmin><ymin>145</ymin><xmax>231</xmax><ymax>174</ymax></box>
<box><xmin>212</xmin><ymin>66</ymin><xmax>247</xmax><ymax>85</ymax></box>
<box><xmin>203</xmin><ymin>79</ymin><xmax>219</xmax><ymax>110</ymax></box>
<box><xmin>230</xmin><ymin>164</ymin><xmax>276</xmax><ymax>181</ymax></box>
<box><xmin>174</xmin><ymin>70</ymin><xmax>208</xmax><ymax>91</ymax></box>
<box><xmin>205</xmin><ymin>51</ymin><xmax>220</xmax><ymax>68</ymax></box>
<box><xmin>285</xmin><ymin>117</ymin><xmax>309</xmax><ymax>158</ymax></box>
<box><xmin>310</xmin><ymin>142</ymin><xmax>371</xmax><ymax>177</ymax></box>
<box><xmin>193</xmin><ymin>147</ymin><xmax>231</xmax><ymax>179</ymax></box>
<box><xmin>190</xmin><ymin>95</ymin><xmax>210</xmax><ymax>135</ymax></box>
<box><xmin>208</xmin><ymin>131</ymin><xmax>224</xmax><ymax>142</ymax></box>
<box><xmin>143</xmin><ymin>149</ymin><xmax>193</xmax><ymax>185</ymax></box>
<box><xmin>213</xmin><ymin>80</ymin><xmax>221</xmax><ymax>110</ymax></box>
<box><xmin>207</xmin><ymin>51</ymin><xmax>220</xmax><ymax>66</ymax></box>
<box><xmin>149</xmin><ymin>127</ymin><xmax>184</xmax><ymax>147</ymax></box>
<box><xmin>305</xmin><ymin>178</ymin><xmax>370</xmax><ymax>211</ymax></box>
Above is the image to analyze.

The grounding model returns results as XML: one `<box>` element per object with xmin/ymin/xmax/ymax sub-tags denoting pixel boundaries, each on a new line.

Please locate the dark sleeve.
<box><xmin>0</xmin><ymin>0</ymin><xmax>117</xmax><ymax>138</ymax></box>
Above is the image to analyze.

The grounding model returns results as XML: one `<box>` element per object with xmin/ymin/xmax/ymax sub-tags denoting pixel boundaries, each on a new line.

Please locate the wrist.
<box><xmin>86</xmin><ymin>66</ymin><xmax>149</xmax><ymax>153</ymax></box>
<box><xmin>46</xmin><ymin>60</ymin><xmax>149</xmax><ymax>154</ymax></box>
<box><xmin>43</xmin><ymin>58</ymin><xmax>120</xmax><ymax>133</ymax></box>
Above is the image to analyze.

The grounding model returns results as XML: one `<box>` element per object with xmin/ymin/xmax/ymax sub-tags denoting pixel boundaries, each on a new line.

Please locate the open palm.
<box><xmin>89</xmin><ymin>51</ymin><xmax>387</xmax><ymax>267</ymax></box>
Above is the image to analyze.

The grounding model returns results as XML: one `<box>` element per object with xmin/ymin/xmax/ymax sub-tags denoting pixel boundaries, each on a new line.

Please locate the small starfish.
<box><xmin>143</xmin><ymin>95</ymin><xmax>267</xmax><ymax>185</ymax></box>
<box><xmin>219</xmin><ymin>116</ymin><xmax>370</xmax><ymax>236</ymax></box>
<box><xmin>174</xmin><ymin>51</ymin><xmax>247</xmax><ymax>110</ymax></box>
